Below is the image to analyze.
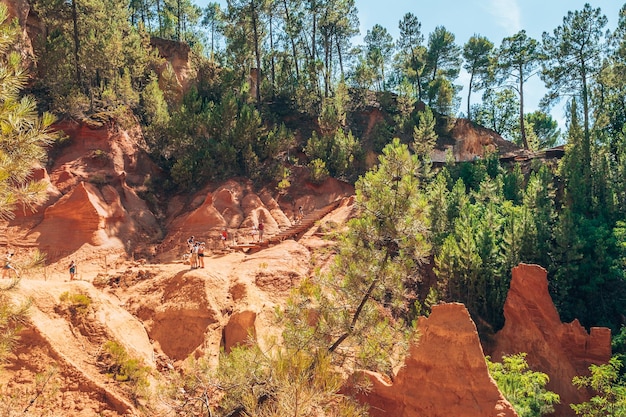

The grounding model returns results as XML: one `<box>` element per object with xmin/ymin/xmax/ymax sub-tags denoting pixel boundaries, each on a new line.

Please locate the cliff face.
<box><xmin>355</xmin><ymin>303</ymin><xmax>518</xmax><ymax>417</ymax></box>
<box><xmin>490</xmin><ymin>264</ymin><xmax>612</xmax><ymax>416</ymax></box>
<box><xmin>354</xmin><ymin>264</ymin><xmax>613</xmax><ymax>417</ymax></box>
<box><xmin>3</xmin><ymin>0</ymin><xmax>37</xmax><ymax>59</ymax></box>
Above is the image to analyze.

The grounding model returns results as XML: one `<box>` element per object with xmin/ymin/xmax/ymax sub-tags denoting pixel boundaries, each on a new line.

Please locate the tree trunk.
<box><xmin>156</xmin><ymin>0</ymin><xmax>162</xmax><ymax>37</ymax></box>
<box><xmin>282</xmin><ymin>0</ymin><xmax>300</xmax><ymax>81</ymax></box>
<box><xmin>251</xmin><ymin>0</ymin><xmax>262</xmax><ymax>105</ymax></box>
<box><xmin>269</xmin><ymin>11</ymin><xmax>275</xmax><ymax>99</ymax></box>
<box><xmin>71</xmin><ymin>0</ymin><xmax>81</xmax><ymax>89</ymax></box>
<box><xmin>467</xmin><ymin>71</ymin><xmax>474</xmax><ymax>120</ymax></box>
<box><xmin>335</xmin><ymin>32</ymin><xmax>344</xmax><ymax>79</ymax></box>
<box><xmin>324</xmin><ymin>32</ymin><xmax>330</xmax><ymax>97</ymax></box>
<box><xmin>519</xmin><ymin>64</ymin><xmax>529</xmax><ymax>150</ymax></box>
<box><xmin>176</xmin><ymin>0</ymin><xmax>182</xmax><ymax>40</ymax></box>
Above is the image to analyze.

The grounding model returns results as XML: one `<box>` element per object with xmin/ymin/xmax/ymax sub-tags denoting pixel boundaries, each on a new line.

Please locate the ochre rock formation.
<box><xmin>431</xmin><ymin>118</ymin><xmax>521</xmax><ymax>163</ymax></box>
<box><xmin>356</xmin><ymin>303</ymin><xmax>517</xmax><ymax>417</ymax></box>
<box><xmin>161</xmin><ymin>177</ymin><xmax>354</xmax><ymax>256</ymax></box>
<box><xmin>122</xmin><ymin>239</ymin><xmax>312</xmax><ymax>364</ymax></box>
<box><xmin>7</xmin><ymin>279</ymin><xmax>155</xmax><ymax>416</ymax></box>
<box><xmin>2</xmin><ymin>118</ymin><xmax>162</xmax><ymax>262</ymax></box>
<box><xmin>27</xmin><ymin>181</ymin><xmax>152</xmax><ymax>258</ymax></box>
<box><xmin>223</xmin><ymin>310</ymin><xmax>257</xmax><ymax>353</ymax></box>
<box><xmin>51</xmin><ymin>119</ymin><xmax>160</xmax><ymax>190</ymax></box>
<box><xmin>490</xmin><ymin>264</ymin><xmax>611</xmax><ymax>416</ymax></box>
<box><xmin>150</xmin><ymin>37</ymin><xmax>193</xmax><ymax>101</ymax></box>
<box><xmin>2</xmin><ymin>0</ymin><xmax>37</xmax><ymax>59</ymax></box>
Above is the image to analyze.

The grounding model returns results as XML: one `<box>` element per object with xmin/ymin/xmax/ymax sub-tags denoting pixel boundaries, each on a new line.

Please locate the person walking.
<box><xmin>2</xmin><ymin>251</ymin><xmax>18</xmax><ymax>279</ymax></box>
<box><xmin>258</xmin><ymin>221</ymin><xmax>264</xmax><ymax>242</ymax></box>
<box><xmin>68</xmin><ymin>260</ymin><xmax>77</xmax><ymax>280</ymax></box>
<box><xmin>221</xmin><ymin>229</ymin><xmax>228</xmax><ymax>249</ymax></box>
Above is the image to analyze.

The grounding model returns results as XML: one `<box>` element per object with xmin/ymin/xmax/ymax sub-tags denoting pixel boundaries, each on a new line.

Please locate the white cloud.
<box><xmin>487</xmin><ymin>0</ymin><xmax>522</xmax><ymax>35</ymax></box>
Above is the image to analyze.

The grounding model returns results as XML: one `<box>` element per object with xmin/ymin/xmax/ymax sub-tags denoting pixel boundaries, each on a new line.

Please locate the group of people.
<box><xmin>186</xmin><ymin>236</ymin><xmax>206</xmax><ymax>269</ymax></box>
<box><xmin>185</xmin><ymin>222</ymin><xmax>266</xmax><ymax>262</ymax></box>
<box><xmin>248</xmin><ymin>221</ymin><xmax>264</xmax><ymax>243</ymax></box>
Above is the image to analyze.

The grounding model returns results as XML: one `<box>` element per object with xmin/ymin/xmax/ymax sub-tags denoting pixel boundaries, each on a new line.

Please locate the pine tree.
<box><xmin>0</xmin><ymin>5</ymin><xmax>57</xmax><ymax>219</ymax></box>
<box><xmin>0</xmin><ymin>3</ymin><xmax>53</xmax><ymax>363</ymax></box>
<box><xmin>176</xmin><ymin>139</ymin><xmax>432</xmax><ymax>416</ymax></box>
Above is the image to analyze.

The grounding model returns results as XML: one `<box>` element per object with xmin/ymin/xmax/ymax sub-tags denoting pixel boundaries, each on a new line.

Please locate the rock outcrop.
<box><xmin>159</xmin><ymin>177</ymin><xmax>354</xmax><ymax>257</ymax></box>
<box><xmin>2</xmin><ymin>117</ymin><xmax>162</xmax><ymax>263</ymax></box>
<box><xmin>490</xmin><ymin>264</ymin><xmax>612</xmax><ymax>416</ymax></box>
<box><xmin>6</xmin><ymin>279</ymin><xmax>155</xmax><ymax>416</ymax></box>
<box><xmin>356</xmin><ymin>303</ymin><xmax>517</xmax><ymax>417</ymax></box>
<box><xmin>431</xmin><ymin>118</ymin><xmax>521</xmax><ymax>163</ymax></box>
<box><xmin>150</xmin><ymin>37</ymin><xmax>194</xmax><ymax>102</ymax></box>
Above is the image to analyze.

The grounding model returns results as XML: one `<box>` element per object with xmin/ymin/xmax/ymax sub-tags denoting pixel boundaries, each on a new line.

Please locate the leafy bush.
<box><xmin>487</xmin><ymin>353</ymin><xmax>559</xmax><ymax>417</ymax></box>
<box><xmin>100</xmin><ymin>340</ymin><xmax>150</xmax><ymax>403</ymax></box>
<box><xmin>308</xmin><ymin>159</ymin><xmax>329</xmax><ymax>184</ymax></box>
<box><xmin>571</xmin><ymin>356</ymin><xmax>626</xmax><ymax>417</ymax></box>
<box><xmin>59</xmin><ymin>292</ymin><xmax>92</xmax><ymax>316</ymax></box>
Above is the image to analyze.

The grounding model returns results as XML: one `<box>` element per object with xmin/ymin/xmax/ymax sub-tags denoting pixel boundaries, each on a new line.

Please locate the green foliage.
<box><xmin>463</xmin><ymin>34</ymin><xmax>494</xmax><ymax>119</ymax></box>
<box><xmin>0</xmin><ymin>4</ymin><xmax>57</xmax><ymax>219</ymax></box>
<box><xmin>412</xmin><ymin>106</ymin><xmax>437</xmax><ymax>157</ymax></box>
<box><xmin>276</xmin><ymin>166</ymin><xmax>291</xmax><ymax>196</ymax></box>
<box><xmin>370</xmin><ymin>119</ymin><xmax>394</xmax><ymax>153</ymax></box>
<box><xmin>571</xmin><ymin>356</ymin><xmax>626</xmax><ymax>417</ymax></box>
<box><xmin>487</xmin><ymin>353</ymin><xmax>560</xmax><ymax>417</ymax></box>
<box><xmin>101</xmin><ymin>340</ymin><xmax>150</xmax><ymax>402</ymax></box>
<box><xmin>364</xmin><ymin>24</ymin><xmax>395</xmax><ymax>91</ymax></box>
<box><xmin>424</xmin><ymin>25</ymin><xmax>461</xmax><ymax>112</ymax></box>
<box><xmin>433</xmin><ymin>159</ymin><xmax>558</xmax><ymax>328</ymax></box>
<box><xmin>550</xmin><ymin>213</ymin><xmax>626</xmax><ymax>330</ymax></box>
<box><xmin>308</xmin><ymin>158</ymin><xmax>329</xmax><ymax>184</ymax></box>
<box><xmin>502</xmin><ymin>164</ymin><xmax>524</xmax><ymax>204</ymax></box>
<box><xmin>59</xmin><ymin>291</ymin><xmax>92</xmax><ymax>316</ymax></box>
<box><xmin>525</xmin><ymin>111</ymin><xmax>561</xmax><ymax>149</ymax></box>
<box><xmin>151</xmin><ymin>86</ymin><xmax>295</xmax><ymax>191</ymax></box>
<box><xmin>165</xmin><ymin>344</ymin><xmax>368</xmax><ymax>417</ymax></box>
<box><xmin>0</xmin><ymin>281</ymin><xmax>30</xmax><ymax>365</ymax></box>
<box><xmin>541</xmin><ymin>4</ymin><xmax>607</xmax><ymax>141</ymax></box>
<box><xmin>495</xmin><ymin>30</ymin><xmax>543</xmax><ymax>149</ymax></box>
<box><xmin>305</xmin><ymin>128</ymin><xmax>362</xmax><ymax>181</ymax></box>
<box><xmin>284</xmin><ymin>138</ymin><xmax>429</xmax><ymax>376</ymax></box>
<box><xmin>472</xmin><ymin>88</ymin><xmax>519</xmax><ymax>141</ymax></box>
<box><xmin>613</xmin><ymin>326</ymin><xmax>626</xmax><ymax>365</ymax></box>
<box><xmin>33</xmin><ymin>0</ymin><xmax>157</xmax><ymax>115</ymax></box>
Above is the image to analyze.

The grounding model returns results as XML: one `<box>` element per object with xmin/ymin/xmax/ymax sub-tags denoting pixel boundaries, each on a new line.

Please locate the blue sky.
<box><xmin>195</xmin><ymin>0</ymin><xmax>624</xmax><ymax>128</ymax></box>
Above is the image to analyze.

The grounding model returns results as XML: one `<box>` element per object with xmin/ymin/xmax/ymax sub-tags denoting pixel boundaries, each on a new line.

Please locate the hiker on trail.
<box><xmin>68</xmin><ymin>260</ymin><xmax>77</xmax><ymax>280</ymax></box>
<box><xmin>187</xmin><ymin>236</ymin><xmax>195</xmax><ymax>251</ymax></box>
<box><xmin>249</xmin><ymin>225</ymin><xmax>258</xmax><ymax>243</ymax></box>
<box><xmin>197</xmin><ymin>243</ymin><xmax>206</xmax><ymax>268</ymax></box>
<box><xmin>190</xmin><ymin>242</ymin><xmax>199</xmax><ymax>269</ymax></box>
<box><xmin>2</xmin><ymin>251</ymin><xmax>18</xmax><ymax>279</ymax></box>
<box><xmin>221</xmin><ymin>229</ymin><xmax>228</xmax><ymax>248</ymax></box>
<box><xmin>298</xmin><ymin>206</ymin><xmax>304</xmax><ymax>222</ymax></box>
<box><xmin>258</xmin><ymin>221</ymin><xmax>264</xmax><ymax>242</ymax></box>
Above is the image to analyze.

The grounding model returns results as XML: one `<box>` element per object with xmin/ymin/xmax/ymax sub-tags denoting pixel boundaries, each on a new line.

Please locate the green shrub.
<box><xmin>308</xmin><ymin>158</ymin><xmax>329</xmax><ymax>184</ymax></box>
<box><xmin>487</xmin><ymin>353</ymin><xmax>560</xmax><ymax>417</ymax></box>
<box><xmin>101</xmin><ymin>340</ymin><xmax>150</xmax><ymax>402</ymax></box>
<box><xmin>59</xmin><ymin>292</ymin><xmax>92</xmax><ymax>316</ymax></box>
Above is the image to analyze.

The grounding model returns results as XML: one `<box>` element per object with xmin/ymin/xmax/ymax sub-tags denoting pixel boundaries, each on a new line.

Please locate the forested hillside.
<box><xmin>3</xmin><ymin>0</ymin><xmax>626</xmax><ymax>415</ymax></box>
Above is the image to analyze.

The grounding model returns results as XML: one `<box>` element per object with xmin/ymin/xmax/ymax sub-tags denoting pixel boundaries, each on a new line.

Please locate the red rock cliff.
<box><xmin>356</xmin><ymin>303</ymin><xmax>517</xmax><ymax>417</ymax></box>
<box><xmin>490</xmin><ymin>264</ymin><xmax>611</xmax><ymax>416</ymax></box>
